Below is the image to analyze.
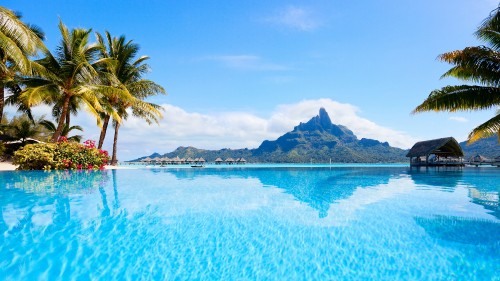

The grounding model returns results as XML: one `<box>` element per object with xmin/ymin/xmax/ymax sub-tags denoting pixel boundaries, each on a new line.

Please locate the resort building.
<box><xmin>406</xmin><ymin>137</ymin><xmax>464</xmax><ymax>167</ymax></box>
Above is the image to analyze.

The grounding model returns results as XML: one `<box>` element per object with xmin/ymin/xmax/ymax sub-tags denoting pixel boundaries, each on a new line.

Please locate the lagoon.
<box><xmin>0</xmin><ymin>166</ymin><xmax>499</xmax><ymax>280</ymax></box>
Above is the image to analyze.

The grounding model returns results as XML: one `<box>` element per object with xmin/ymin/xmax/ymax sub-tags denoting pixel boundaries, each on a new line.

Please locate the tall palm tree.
<box><xmin>413</xmin><ymin>6</ymin><xmax>500</xmax><ymax>143</ymax></box>
<box><xmin>94</xmin><ymin>31</ymin><xmax>165</xmax><ymax>164</ymax></box>
<box><xmin>19</xmin><ymin>20</ymin><xmax>125</xmax><ymax>142</ymax></box>
<box><xmin>0</xmin><ymin>6</ymin><xmax>46</xmax><ymax>122</ymax></box>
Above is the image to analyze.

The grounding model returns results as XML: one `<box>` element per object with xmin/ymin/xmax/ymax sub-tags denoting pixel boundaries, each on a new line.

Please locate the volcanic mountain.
<box><xmin>132</xmin><ymin>108</ymin><xmax>408</xmax><ymax>163</ymax></box>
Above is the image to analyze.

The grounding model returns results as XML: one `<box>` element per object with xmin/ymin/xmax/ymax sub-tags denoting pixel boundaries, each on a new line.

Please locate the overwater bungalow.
<box><xmin>225</xmin><ymin>158</ymin><xmax>235</xmax><ymax>164</ymax></box>
<box><xmin>214</xmin><ymin>158</ymin><xmax>223</xmax><ymax>164</ymax></box>
<box><xmin>406</xmin><ymin>137</ymin><xmax>464</xmax><ymax>167</ymax></box>
<box><xmin>237</xmin><ymin>158</ymin><xmax>247</xmax><ymax>164</ymax></box>
<box><xmin>467</xmin><ymin>154</ymin><xmax>492</xmax><ymax>166</ymax></box>
<box><xmin>141</xmin><ymin>157</ymin><xmax>153</xmax><ymax>164</ymax></box>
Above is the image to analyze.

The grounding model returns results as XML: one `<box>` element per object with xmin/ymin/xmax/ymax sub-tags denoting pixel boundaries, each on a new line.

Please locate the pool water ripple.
<box><xmin>0</xmin><ymin>167</ymin><xmax>499</xmax><ymax>280</ymax></box>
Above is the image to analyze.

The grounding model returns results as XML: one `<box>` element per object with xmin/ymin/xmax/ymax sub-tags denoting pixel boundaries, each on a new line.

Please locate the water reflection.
<box><xmin>408</xmin><ymin>167</ymin><xmax>499</xmax><ymax>219</ymax></box>
<box><xmin>0</xmin><ymin>167</ymin><xmax>499</xmax><ymax>280</ymax></box>
<box><xmin>148</xmin><ymin>167</ymin><xmax>404</xmax><ymax>218</ymax></box>
<box><xmin>415</xmin><ymin>215</ymin><xmax>500</xmax><ymax>245</ymax></box>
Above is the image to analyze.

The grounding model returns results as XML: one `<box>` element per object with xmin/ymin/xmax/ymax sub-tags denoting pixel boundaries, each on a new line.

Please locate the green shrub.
<box><xmin>13</xmin><ymin>139</ymin><xmax>109</xmax><ymax>170</ymax></box>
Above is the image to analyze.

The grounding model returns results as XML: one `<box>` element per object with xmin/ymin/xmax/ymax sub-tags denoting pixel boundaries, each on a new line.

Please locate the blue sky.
<box><xmin>3</xmin><ymin>0</ymin><xmax>499</xmax><ymax>160</ymax></box>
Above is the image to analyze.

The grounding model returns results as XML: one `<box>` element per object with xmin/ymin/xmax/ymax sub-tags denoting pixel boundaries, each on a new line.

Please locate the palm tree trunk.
<box><xmin>52</xmin><ymin>95</ymin><xmax>70</xmax><ymax>142</ymax></box>
<box><xmin>65</xmin><ymin>111</ymin><xmax>71</xmax><ymax>127</ymax></box>
<box><xmin>111</xmin><ymin>121</ymin><xmax>119</xmax><ymax>165</ymax></box>
<box><xmin>0</xmin><ymin>85</ymin><xmax>4</xmax><ymax>123</ymax></box>
<box><xmin>98</xmin><ymin>115</ymin><xmax>110</xmax><ymax>149</ymax></box>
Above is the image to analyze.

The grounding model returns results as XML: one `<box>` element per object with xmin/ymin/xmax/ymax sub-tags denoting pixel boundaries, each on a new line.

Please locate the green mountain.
<box><xmin>131</xmin><ymin>108</ymin><xmax>408</xmax><ymax>163</ymax></box>
<box><xmin>460</xmin><ymin>136</ymin><xmax>500</xmax><ymax>159</ymax></box>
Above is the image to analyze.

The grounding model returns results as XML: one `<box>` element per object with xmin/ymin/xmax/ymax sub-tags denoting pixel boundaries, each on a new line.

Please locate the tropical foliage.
<box><xmin>0</xmin><ymin>6</ymin><xmax>46</xmax><ymax>121</ymax></box>
<box><xmin>413</xmin><ymin>7</ymin><xmax>500</xmax><ymax>143</ymax></box>
<box><xmin>0</xmin><ymin>5</ymin><xmax>165</xmax><ymax>167</ymax></box>
<box><xmin>39</xmin><ymin>119</ymin><xmax>82</xmax><ymax>142</ymax></box>
<box><xmin>94</xmin><ymin>31</ymin><xmax>164</xmax><ymax>164</ymax></box>
<box><xmin>13</xmin><ymin>139</ymin><xmax>109</xmax><ymax>170</ymax></box>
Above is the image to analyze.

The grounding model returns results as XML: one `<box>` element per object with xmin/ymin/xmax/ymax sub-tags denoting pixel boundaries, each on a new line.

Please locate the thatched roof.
<box><xmin>198</xmin><ymin>157</ymin><xmax>206</xmax><ymax>162</ymax></box>
<box><xmin>225</xmin><ymin>158</ymin><xmax>235</xmax><ymax>162</ymax></box>
<box><xmin>406</xmin><ymin>137</ymin><xmax>464</xmax><ymax>158</ymax></box>
<box><xmin>142</xmin><ymin>157</ymin><xmax>152</xmax><ymax>162</ymax></box>
<box><xmin>215</xmin><ymin>158</ymin><xmax>223</xmax><ymax>162</ymax></box>
<box><xmin>238</xmin><ymin>158</ymin><xmax>246</xmax><ymax>162</ymax></box>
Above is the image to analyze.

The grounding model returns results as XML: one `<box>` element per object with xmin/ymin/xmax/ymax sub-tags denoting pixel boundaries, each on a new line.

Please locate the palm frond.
<box><xmin>467</xmin><ymin>113</ymin><xmax>500</xmax><ymax>143</ymax></box>
<box><xmin>413</xmin><ymin>85</ymin><xmax>500</xmax><ymax>113</ymax></box>
<box><xmin>439</xmin><ymin>46</ymin><xmax>500</xmax><ymax>86</ymax></box>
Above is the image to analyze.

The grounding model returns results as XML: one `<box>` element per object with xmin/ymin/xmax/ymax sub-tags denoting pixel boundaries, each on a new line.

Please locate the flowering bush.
<box><xmin>13</xmin><ymin>139</ymin><xmax>110</xmax><ymax>170</ymax></box>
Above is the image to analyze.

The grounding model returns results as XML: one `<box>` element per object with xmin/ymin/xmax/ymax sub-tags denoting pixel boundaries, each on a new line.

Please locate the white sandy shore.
<box><xmin>0</xmin><ymin>161</ymin><xmax>17</xmax><ymax>171</ymax></box>
<box><xmin>0</xmin><ymin>161</ymin><xmax>136</xmax><ymax>171</ymax></box>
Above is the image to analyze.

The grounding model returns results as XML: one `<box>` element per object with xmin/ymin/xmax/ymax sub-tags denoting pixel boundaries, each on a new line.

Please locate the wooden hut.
<box><xmin>406</xmin><ymin>137</ymin><xmax>464</xmax><ymax>167</ymax></box>
<box><xmin>237</xmin><ymin>158</ymin><xmax>247</xmax><ymax>164</ymax></box>
<box><xmin>214</xmin><ymin>158</ymin><xmax>223</xmax><ymax>165</ymax></box>
<box><xmin>225</xmin><ymin>157</ymin><xmax>235</xmax><ymax>164</ymax></box>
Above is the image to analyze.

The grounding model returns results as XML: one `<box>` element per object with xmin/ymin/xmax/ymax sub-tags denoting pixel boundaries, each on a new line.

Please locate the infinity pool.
<box><xmin>0</xmin><ymin>166</ymin><xmax>499</xmax><ymax>280</ymax></box>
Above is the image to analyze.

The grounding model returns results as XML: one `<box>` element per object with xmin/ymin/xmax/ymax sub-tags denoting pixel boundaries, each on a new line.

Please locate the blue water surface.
<box><xmin>0</xmin><ymin>166</ymin><xmax>499</xmax><ymax>280</ymax></box>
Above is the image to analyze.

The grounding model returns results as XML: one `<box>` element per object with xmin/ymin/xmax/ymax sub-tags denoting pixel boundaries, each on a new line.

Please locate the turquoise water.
<box><xmin>0</xmin><ymin>166</ymin><xmax>499</xmax><ymax>280</ymax></box>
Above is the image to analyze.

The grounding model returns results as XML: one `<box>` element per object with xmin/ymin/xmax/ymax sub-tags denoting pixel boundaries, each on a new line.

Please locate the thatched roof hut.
<box><xmin>214</xmin><ymin>157</ymin><xmax>223</xmax><ymax>164</ymax></box>
<box><xmin>141</xmin><ymin>157</ymin><xmax>152</xmax><ymax>163</ymax></box>
<box><xmin>237</xmin><ymin>158</ymin><xmax>247</xmax><ymax>164</ymax></box>
<box><xmin>406</xmin><ymin>137</ymin><xmax>464</xmax><ymax>166</ymax></box>
<box><xmin>225</xmin><ymin>158</ymin><xmax>235</xmax><ymax>164</ymax></box>
<box><xmin>198</xmin><ymin>157</ymin><xmax>206</xmax><ymax>163</ymax></box>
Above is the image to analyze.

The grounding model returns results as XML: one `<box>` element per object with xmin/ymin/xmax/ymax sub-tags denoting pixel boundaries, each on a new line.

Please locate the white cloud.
<box><xmin>202</xmin><ymin>55</ymin><xmax>289</xmax><ymax>71</ymax></box>
<box><xmin>5</xmin><ymin>99</ymin><xmax>418</xmax><ymax>161</ymax></box>
<box><xmin>264</xmin><ymin>6</ymin><xmax>321</xmax><ymax>31</ymax></box>
<box><xmin>449</xmin><ymin>116</ymin><xmax>468</xmax><ymax>123</ymax></box>
<box><xmin>111</xmin><ymin>98</ymin><xmax>417</xmax><ymax>160</ymax></box>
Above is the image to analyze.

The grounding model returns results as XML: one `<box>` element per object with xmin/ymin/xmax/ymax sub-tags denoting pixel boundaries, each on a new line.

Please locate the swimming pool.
<box><xmin>1</xmin><ymin>166</ymin><xmax>499</xmax><ymax>280</ymax></box>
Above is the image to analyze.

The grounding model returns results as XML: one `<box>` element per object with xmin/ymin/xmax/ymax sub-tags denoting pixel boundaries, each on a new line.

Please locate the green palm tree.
<box><xmin>0</xmin><ymin>6</ymin><xmax>46</xmax><ymax>122</ymax></box>
<box><xmin>413</xmin><ymin>7</ymin><xmax>500</xmax><ymax>143</ymax></box>
<box><xmin>39</xmin><ymin>119</ymin><xmax>83</xmax><ymax>142</ymax></box>
<box><xmin>19</xmin><ymin>20</ymin><xmax>125</xmax><ymax>142</ymax></box>
<box><xmin>94</xmin><ymin>31</ymin><xmax>165</xmax><ymax>164</ymax></box>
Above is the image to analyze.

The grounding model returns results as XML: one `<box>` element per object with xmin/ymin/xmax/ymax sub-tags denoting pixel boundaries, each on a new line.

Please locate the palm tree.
<box><xmin>39</xmin><ymin>119</ymin><xmax>83</xmax><ymax>142</ymax></box>
<box><xmin>413</xmin><ymin>7</ymin><xmax>500</xmax><ymax>143</ymax></box>
<box><xmin>94</xmin><ymin>31</ymin><xmax>165</xmax><ymax>164</ymax></box>
<box><xmin>0</xmin><ymin>6</ymin><xmax>46</xmax><ymax>122</ymax></box>
<box><xmin>11</xmin><ymin>119</ymin><xmax>38</xmax><ymax>145</ymax></box>
<box><xmin>19</xmin><ymin>20</ymin><xmax>124</xmax><ymax>142</ymax></box>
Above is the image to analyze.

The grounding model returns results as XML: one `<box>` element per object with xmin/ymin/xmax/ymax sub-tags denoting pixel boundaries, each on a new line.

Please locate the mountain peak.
<box><xmin>318</xmin><ymin>107</ymin><xmax>332</xmax><ymax>127</ymax></box>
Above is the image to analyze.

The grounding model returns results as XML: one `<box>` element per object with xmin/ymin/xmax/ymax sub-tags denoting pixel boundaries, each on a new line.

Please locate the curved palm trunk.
<box><xmin>52</xmin><ymin>95</ymin><xmax>70</xmax><ymax>142</ymax></box>
<box><xmin>111</xmin><ymin>122</ymin><xmax>119</xmax><ymax>165</ymax></box>
<box><xmin>65</xmin><ymin>111</ymin><xmax>71</xmax><ymax>128</ymax></box>
<box><xmin>98</xmin><ymin>115</ymin><xmax>110</xmax><ymax>149</ymax></box>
